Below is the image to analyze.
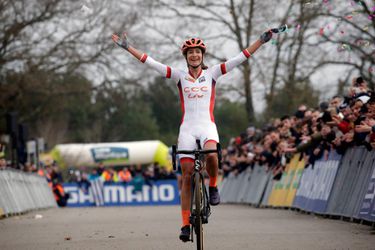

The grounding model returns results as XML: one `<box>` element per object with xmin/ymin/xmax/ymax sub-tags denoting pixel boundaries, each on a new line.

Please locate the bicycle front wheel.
<box><xmin>194</xmin><ymin>173</ymin><xmax>204</xmax><ymax>250</ymax></box>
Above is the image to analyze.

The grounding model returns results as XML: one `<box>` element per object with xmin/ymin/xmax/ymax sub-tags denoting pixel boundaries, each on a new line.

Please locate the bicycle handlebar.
<box><xmin>175</xmin><ymin>149</ymin><xmax>219</xmax><ymax>155</ymax></box>
<box><xmin>171</xmin><ymin>142</ymin><xmax>222</xmax><ymax>171</ymax></box>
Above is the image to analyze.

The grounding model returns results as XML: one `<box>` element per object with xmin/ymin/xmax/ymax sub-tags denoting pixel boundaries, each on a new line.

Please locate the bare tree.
<box><xmin>313</xmin><ymin>0</ymin><xmax>375</xmax><ymax>89</ymax></box>
<box><xmin>0</xmin><ymin>0</ymin><xmax>140</xmax><ymax>145</ymax></box>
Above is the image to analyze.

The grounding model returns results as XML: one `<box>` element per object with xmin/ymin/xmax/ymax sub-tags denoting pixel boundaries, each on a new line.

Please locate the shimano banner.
<box><xmin>64</xmin><ymin>180</ymin><xmax>179</xmax><ymax>207</ymax></box>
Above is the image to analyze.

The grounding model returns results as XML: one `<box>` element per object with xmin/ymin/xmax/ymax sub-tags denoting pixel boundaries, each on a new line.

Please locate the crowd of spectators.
<box><xmin>67</xmin><ymin>162</ymin><xmax>176</xmax><ymax>188</ymax></box>
<box><xmin>221</xmin><ymin>76</ymin><xmax>375</xmax><ymax>180</ymax></box>
<box><xmin>2</xmin><ymin>76</ymin><xmax>373</xmax><ymax>186</ymax></box>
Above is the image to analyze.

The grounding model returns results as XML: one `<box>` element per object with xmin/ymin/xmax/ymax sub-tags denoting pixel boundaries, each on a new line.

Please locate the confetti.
<box><xmin>341</xmin><ymin>44</ymin><xmax>351</xmax><ymax>51</ymax></box>
<box><xmin>355</xmin><ymin>39</ymin><xmax>370</xmax><ymax>47</ymax></box>
<box><xmin>337</xmin><ymin>43</ymin><xmax>351</xmax><ymax>53</ymax></box>
<box><xmin>319</xmin><ymin>27</ymin><xmax>324</xmax><ymax>36</ymax></box>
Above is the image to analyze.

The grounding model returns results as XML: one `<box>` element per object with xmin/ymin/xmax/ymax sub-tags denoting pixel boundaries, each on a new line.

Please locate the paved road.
<box><xmin>0</xmin><ymin>205</ymin><xmax>374</xmax><ymax>250</ymax></box>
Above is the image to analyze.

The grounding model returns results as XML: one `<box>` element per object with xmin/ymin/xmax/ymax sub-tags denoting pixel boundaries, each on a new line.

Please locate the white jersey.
<box><xmin>139</xmin><ymin>49</ymin><xmax>251</xmax><ymax>156</ymax></box>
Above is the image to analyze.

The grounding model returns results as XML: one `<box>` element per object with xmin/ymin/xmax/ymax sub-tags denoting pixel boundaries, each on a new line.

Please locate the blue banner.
<box><xmin>64</xmin><ymin>180</ymin><xmax>180</xmax><ymax>207</ymax></box>
<box><xmin>359</xmin><ymin>167</ymin><xmax>375</xmax><ymax>222</ymax></box>
<box><xmin>293</xmin><ymin>152</ymin><xmax>341</xmax><ymax>213</ymax></box>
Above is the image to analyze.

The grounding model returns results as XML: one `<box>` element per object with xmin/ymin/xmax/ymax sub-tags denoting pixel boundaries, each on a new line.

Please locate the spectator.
<box><xmin>101</xmin><ymin>167</ymin><xmax>119</xmax><ymax>182</ymax></box>
<box><xmin>221</xmin><ymin>76</ymin><xmax>374</xmax><ymax>179</ymax></box>
<box><xmin>0</xmin><ymin>153</ymin><xmax>6</xmax><ymax>170</ymax></box>
<box><xmin>118</xmin><ymin>166</ymin><xmax>132</xmax><ymax>183</ymax></box>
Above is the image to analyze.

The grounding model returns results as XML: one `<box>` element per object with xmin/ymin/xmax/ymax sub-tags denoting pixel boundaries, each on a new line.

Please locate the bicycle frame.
<box><xmin>172</xmin><ymin>139</ymin><xmax>221</xmax><ymax>249</ymax></box>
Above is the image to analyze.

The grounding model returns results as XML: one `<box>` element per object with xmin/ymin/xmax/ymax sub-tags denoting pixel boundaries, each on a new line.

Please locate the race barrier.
<box><xmin>293</xmin><ymin>151</ymin><xmax>341</xmax><ymax>213</ymax></box>
<box><xmin>359</xmin><ymin>165</ymin><xmax>375</xmax><ymax>221</ymax></box>
<box><xmin>220</xmin><ymin>147</ymin><xmax>375</xmax><ymax>223</ymax></box>
<box><xmin>219</xmin><ymin>164</ymin><xmax>272</xmax><ymax>206</ymax></box>
<box><xmin>325</xmin><ymin>147</ymin><xmax>375</xmax><ymax>220</ymax></box>
<box><xmin>0</xmin><ymin>169</ymin><xmax>57</xmax><ymax>216</ymax></box>
<box><xmin>64</xmin><ymin>180</ymin><xmax>180</xmax><ymax>207</ymax></box>
<box><xmin>267</xmin><ymin>153</ymin><xmax>305</xmax><ymax>207</ymax></box>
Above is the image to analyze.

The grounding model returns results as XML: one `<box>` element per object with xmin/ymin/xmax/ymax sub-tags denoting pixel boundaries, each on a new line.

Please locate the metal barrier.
<box><xmin>243</xmin><ymin>165</ymin><xmax>270</xmax><ymax>205</ymax></box>
<box><xmin>359</xmin><ymin>164</ymin><xmax>375</xmax><ymax>221</ymax></box>
<box><xmin>0</xmin><ymin>169</ymin><xmax>56</xmax><ymax>217</ymax></box>
<box><xmin>267</xmin><ymin>154</ymin><xmax>304</xmax><ymax>207</ymax></box>
<box><xmin>260</xmin><ymin>174</ymin><xmax>273</xmax><ymax>206</ymax></box>
<box><xmin>219</xmin><ymin>147</ymin><xmax>375</xmax><ymax>223</ymax></box>
<box><xmin>293</xmin><ymin>151</ymin><xmax>341</xmax><ymax>213</ymax></box>
<box><xmin>219</xmin><ymin>165</ymin><xmax>272</xmax><ymax>206</ymax></box>
<box><xmin>325</xmin><ymin>147</ymin><xmax>375</xmax><ymax>220</ymax></box>
<box><xmin>220</xmin><ymin>172</ymin><xmax>239</xmax><ymax>203</ymax></box>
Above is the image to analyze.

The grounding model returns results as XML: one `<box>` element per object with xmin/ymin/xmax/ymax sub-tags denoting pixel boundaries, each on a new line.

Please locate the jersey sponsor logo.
<box><xmin>183</xmin><ymin>86</ymin><xmax>208</xmax><ymax>99</ymax></box>
<box><xmin>198</xmin><ymin>76</ymin><xmax>206</xmax><ymax>83</ymax></box>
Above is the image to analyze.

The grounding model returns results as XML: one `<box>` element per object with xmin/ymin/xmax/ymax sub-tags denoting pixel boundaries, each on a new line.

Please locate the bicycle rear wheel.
<box><xmin>194</xmin><ymin>173</ymin><xmax>204</xmax><ymax>250</ymax></box>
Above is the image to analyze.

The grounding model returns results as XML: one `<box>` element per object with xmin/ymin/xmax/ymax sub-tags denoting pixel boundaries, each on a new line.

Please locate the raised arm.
<box><xmin>210</xmin><ymin>29</ymin><xmax>273</xmax><ymax>80</ymax></box>
<box><xmin>112</xmin><ymin>33</ymin><xmax>180</xmax><ymax>81</ymax></box>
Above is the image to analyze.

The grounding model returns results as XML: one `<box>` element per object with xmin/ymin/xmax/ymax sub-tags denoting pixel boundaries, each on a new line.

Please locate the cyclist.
<box><xmin>112</xmin><ymin>30</ymin><xmax>273</xmax><ymax>242</ymax></box>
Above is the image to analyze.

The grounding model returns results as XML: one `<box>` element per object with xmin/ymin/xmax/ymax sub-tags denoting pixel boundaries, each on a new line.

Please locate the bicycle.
<box><xmin>172</xmin><ymin>139</ymin><xmax>222</xmax><ymax>250</ymax></box>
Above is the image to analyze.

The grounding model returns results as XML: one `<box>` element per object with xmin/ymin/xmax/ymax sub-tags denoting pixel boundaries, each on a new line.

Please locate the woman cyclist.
<box><xmin>112</xmin><ymin>30</ymin><xmax>273</xmax><ymax>242</ymax></box>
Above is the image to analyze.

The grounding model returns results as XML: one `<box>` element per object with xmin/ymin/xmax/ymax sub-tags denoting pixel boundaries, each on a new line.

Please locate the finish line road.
<box><xmin>0</xmin><ymin>205</ymin><xmax>374</xmax><ymax>250</ymax></box>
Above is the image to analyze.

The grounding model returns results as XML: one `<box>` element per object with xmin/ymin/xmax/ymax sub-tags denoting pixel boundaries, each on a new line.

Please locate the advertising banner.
<box><xmin>44</xmin><ymin>140</ymin><xmax>171</xmax><ymax>170</ymax></box>
<box><xmin>358</xmin><ymin>167</ymin><xmax>375</xmax><ymax>222</ymax></box>
<box><xmin>268</xmin><ymin>154</ymin><xmax>304</xmax><ymax>207</ymax></box>
<box><xmin>64</xmin><ymin>180</ymin><xmax>180</xmax><ymax>207</ymax></box>
<box><xmin>293</xmin><ymin>152</ymin><xmax>341</xmax><ymax>213</ymax></box>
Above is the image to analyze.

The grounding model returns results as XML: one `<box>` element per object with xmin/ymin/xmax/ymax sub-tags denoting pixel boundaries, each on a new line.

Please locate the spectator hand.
<box><xmin>332</xmin><ymin>137</ymin><xmax>341</xmax><ymax>146</ymax></box>
<box><xmin>313</xmin><ymin>148</ymin><xmax>321</xmax><ymax>155</ymax></box>
<box><xmin>343</xmin><ymin>132</ymin><xmax>354</xmax><ymax>142</ymax></box>
<box><xmin>355</xmin><ymin>123</ymin><xmax>371</xmax><ymax>133</ymax></box>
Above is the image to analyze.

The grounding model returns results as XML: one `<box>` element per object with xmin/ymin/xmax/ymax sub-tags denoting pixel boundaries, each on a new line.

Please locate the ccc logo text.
<box><xmin>183</xmin><ymin>86</ymin><xmax>208</xmax><ymax>99</ymax></box>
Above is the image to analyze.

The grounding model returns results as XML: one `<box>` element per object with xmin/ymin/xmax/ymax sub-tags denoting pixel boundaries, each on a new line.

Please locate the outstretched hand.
<box><xmin>260</xmin><ymin>24</ymin><xmax>288</xmax><ymax>44</ymax></box>
<box><xmin>112</xmin><ymin>32</ymin><xmax>129</xmax><ymax>50</ymax></box>
<box><xmin>259</xmin><ymin>30</ymin><xmax>273</xmax><ymax>44</ymax></box>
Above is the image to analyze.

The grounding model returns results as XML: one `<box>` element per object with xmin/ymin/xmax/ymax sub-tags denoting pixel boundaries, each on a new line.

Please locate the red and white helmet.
<box><xmin>181</xmin><ymin>38</ymin><xmax>206</xmax><ymax>55</ymax></box>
